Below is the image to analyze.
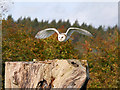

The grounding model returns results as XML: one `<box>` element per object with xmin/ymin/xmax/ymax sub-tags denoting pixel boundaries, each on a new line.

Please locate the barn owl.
<box><xmin>35</xmin><ymin>27</ymin><xmax>93</xmax><ymax>42</ymax></box>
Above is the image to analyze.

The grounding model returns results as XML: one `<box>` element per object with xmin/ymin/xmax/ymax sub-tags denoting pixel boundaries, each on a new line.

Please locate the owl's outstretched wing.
<box><xmin>35</xmin><ymin>28</ymin><xmax>60</xmax><ymax>39</ymax></box>
<box><xmin>65</xmin><ymin>27</ymin><xmax>93</xmax><ymax>37</ymax></box>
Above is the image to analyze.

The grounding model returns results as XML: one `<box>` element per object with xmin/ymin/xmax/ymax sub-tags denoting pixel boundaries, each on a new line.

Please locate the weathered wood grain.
<box><xmin>5</xmin><ymin>59</ymin><xmax>89</xmax><ymax>89</ymax></box>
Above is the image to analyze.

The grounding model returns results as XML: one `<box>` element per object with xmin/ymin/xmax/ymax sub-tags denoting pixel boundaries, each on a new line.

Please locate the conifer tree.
<box><xmin>32</xmin><ymin>18</ymin><xmax>39</xmax><ymax>28</ymax></box>
<box><xmin>50</xmin><ymin>20</ymin><xmax>57</xmax><ymax>28</ymax></box>
<box><xmin>72</xmin><ymin>20</ymin><xmax>80</xmax><ymax>27</ymax></box>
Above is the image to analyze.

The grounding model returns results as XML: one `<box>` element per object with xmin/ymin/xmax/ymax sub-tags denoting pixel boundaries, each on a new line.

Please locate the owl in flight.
<box><xmin>35</xmin><ymin>27</ymin><xmax>93</xmax><ymax>42</ymax></box>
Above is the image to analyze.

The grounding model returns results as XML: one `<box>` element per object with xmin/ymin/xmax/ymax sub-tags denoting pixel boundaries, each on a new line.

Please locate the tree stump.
<box><xmin>5</xmin><ymin>59</ymin><xmax>90</xmax><ymax>89</ymax></box>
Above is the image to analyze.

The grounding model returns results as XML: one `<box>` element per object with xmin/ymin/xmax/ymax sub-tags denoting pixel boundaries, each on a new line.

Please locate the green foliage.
<box><xmin>2</xmin><ymin>15</ymin><xmax>119</xmax><ymax>88</ymax></box>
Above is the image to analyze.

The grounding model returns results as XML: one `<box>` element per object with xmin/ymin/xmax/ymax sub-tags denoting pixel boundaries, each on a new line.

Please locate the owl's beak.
<box><xmin>58</xmin><ymin>38</ymin><xmax>63</xmax><ymax>42</ymax></box>
<box><xmin>59</xmin><ymin>39</ymin><xmax>63</xmax><ymax>42</ymax></box>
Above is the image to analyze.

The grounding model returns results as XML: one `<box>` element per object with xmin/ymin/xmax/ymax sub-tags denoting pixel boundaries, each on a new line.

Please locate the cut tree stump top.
<box><xmin>5</xmin><ymin>59</ymin><xmax>89</xmax><ymax>88</ymax></box>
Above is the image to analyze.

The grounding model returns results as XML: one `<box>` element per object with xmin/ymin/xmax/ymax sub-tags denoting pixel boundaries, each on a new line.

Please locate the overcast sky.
<box><xmin>6</xmin><ymin>1</ymin><xmax>118</xmax><ymax>28</ymax></box>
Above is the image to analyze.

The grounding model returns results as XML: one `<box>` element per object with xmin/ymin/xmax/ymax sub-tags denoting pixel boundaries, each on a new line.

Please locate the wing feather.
<box><xmin>35</xmin><ymin>28</ymin><xmax>59</xmax><ymax>39</ymax></box>
<box><xmin>66</xmin><ymin>27</ymin><xmax>93</xmax><ymax>37</ymax></box>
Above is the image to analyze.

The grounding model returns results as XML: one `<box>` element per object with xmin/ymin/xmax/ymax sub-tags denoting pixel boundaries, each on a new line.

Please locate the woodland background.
<box><xmin>2</xmin><ymin>15</ymin><xmax>120</xmax><ymax>88</ymax></box>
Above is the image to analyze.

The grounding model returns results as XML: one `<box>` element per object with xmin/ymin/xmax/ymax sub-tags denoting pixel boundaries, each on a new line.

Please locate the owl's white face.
<box><xmin>58</xmin><ymin>34</ymin><xmax>66</xmax><ymax>42</ymax></box>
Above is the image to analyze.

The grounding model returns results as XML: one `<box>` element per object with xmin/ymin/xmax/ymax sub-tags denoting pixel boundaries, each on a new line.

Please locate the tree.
<box><xmin>21</xmin><ymin>17</ymin><xmax>26</xmax><ymax>25</ymax></box>
<box><xmin>7</xmin><ymin>15</ymin><xmax>14</xmax><ymax>22</ymax></box>
<box><xmin>32</xmin><ymin>18</ymin><xmax>39</xmax><ymax>28</ymax></box>
<box><xmin>26</xmin><ymin>17</ymin><xmax>31</xmax><ymax>22</ymax></box>
<box><xmin>57</xmin><ymin>19</ymin><xmax>63</xmax><ymax>28</ymax></box>
<box><xmin>81</xmin><ymin>22</ymin><xmax>87</xmax><ymax>29</ymax></box>
<box><xmin>98</xmin><ymin>25</ymin><xmax>103</xmax><ymax>31</ymax></box>
<box><xmin>63</xmin><ymin>20</ymin><xmax>71</xmax><ymax>29</ymax></box>
<box><xmin>50</xmin><ymin>20</ymin><xmax>57</xmax><ymax>28</ymax></box>
<box><xmin>66</xmin><ymin>20</ymin><xmax>71</xmax><ymax>27</ymax></box>
<box><xmin>25</xmin><ymin>17</ymin><xmax>32</xmax><ymax>27</ymax></box>
<box><xmin>17</xmin><ymin>17</ymin><xmax>22</xmax><ymax>24</ymax></box>
<box><xmin>72</xmin><ymin>20</ymin><xmax>80</xmax><ymax>27</ymax></box>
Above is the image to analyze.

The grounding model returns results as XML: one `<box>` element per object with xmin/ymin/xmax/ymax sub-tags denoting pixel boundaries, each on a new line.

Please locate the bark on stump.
<box><xmin>5</xmin><ymin>59</ymin><xmax>90</xmax><ymax>89</ymax></box>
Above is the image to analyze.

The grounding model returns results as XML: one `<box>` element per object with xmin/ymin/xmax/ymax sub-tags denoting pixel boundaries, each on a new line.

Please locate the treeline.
<box><xmin>5</xmin><ymin>15</ymin><xmax>117</xmax><ymax>35</ymax></box>
<box><xmin>3</xmin><ymin>15</ymin><xmax>118</xmax><ymax>44</ymax></box>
